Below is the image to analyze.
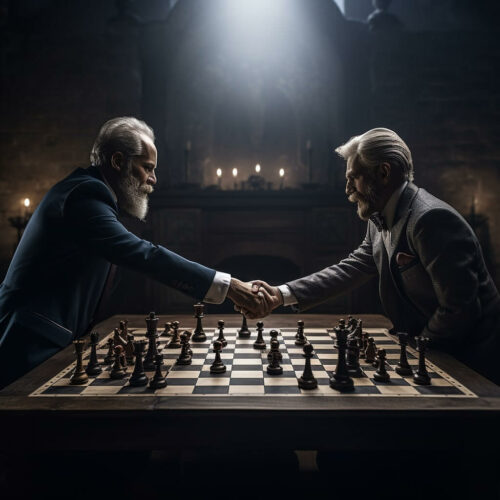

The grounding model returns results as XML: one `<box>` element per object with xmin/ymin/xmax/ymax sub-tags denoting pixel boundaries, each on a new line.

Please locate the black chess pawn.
<box><xmin>295</xmin><ymin>321</ymin><xmax>307</xmax><ymax>346</ymax></box>
<box><xmin>125</xmin><ymin>334</ymin><xmax>135</xmax><ymax>365</ymax></box>
<box><xmin>129</xmin><ymin>340</ymin><xmax>149</xmax><ymax>386</ymax></box>
<box><xmin>413</xmin><ymin>337</ymin><xmax>431</xmax><ymax>385</ymax></box>
<box><xmin>210</xmin><ymin>340</ymin><xmax>226</xmax><ymax>374</ymax></box>
<box><xmin>338</xmin><ymin>318</ymin><xmax>346</xmax><ymax>330</ymax></box>
<box><xmin>70</xmin><ymin>339</ymin><xmax>89</xmax><ymax>385</ymax></box>
<box><xmin>267</xmin><ymin>340</ymin><xmax>283</xmax><ymax>375</ymax></box>
<box><xmin>395</xmin><ymin>332</ymin><xmax>413</xmax><ymax>376</ymax></box>
<box><xmin>298</xmin><ymin>343</ymin><xmax>318</xmax><ymax>390</ymax></box>
<box><xmin>167</xmin><ymin>323</ymin><xmax>182</xmax><ymax>349</ymax></box>
<box><xmin>346</xmin><ymin>338</ymin><xmax>363</xmax><ymax>377</ymax></box>
<box><xmin>217</xmin><ymin>320</ymin><xmax>227</xmax><ymax>347</ymax></box>
<box><xmin>192</xmin><ymin>303</ymin><xmax>207</xmax><ymax>342</ymax></box>
<box><xmin>329</xmin><ymin>326</ymin><xmax>354</xmax><ymax>392</ymax></box>
<box><xmin>103</xmin><ymin>338</ymin><xmax>114</xmax><ymax>365</ymax></box>
<box><xmin>295</xmin><ymin>320</ymin><xmax>304</xmax><ymax>340</ymax></box>
<box><xmin>149</xmin><ymin>354</ymin><xmax>167</xmax><ymax>389</ymax></box>
<box><xmin>347</xmin><ymin>315</ymin><xmax>356</xmax><ymax>334</ymax></box>
<box><xmin>176</xmin><ymin>332</ymin><xmax>193</xmax><ymax>365</ymax></box>
<box><xmin>364</xmin><ymin>337</ymin><xmax>377</xmax><ymax>364</ymax></box>
<box><xmin>145</xmin><ymin>311</ymin><xmax>159</xmax><ymax>334</ymax></box>
<box><xmin>161</xmin><ymin>322</ymin><xmax>172</xmax><ymax>336</ymax></box>
<box><xmin>373</xmin><ymin>349</ymin><xmax>391</xmax><ymax>382</ymax></box>
<box><xmin>238</xmin><ymin>314</ymin><xmax>251</xmax><ymax>338</ymax></box>
<box><xmin>110</xmin><ymin>345</ymin><xmax>127</xmax><ymax>379</ymax></box>
<box><xmin>267</xmin><ymin>330</ymin><xmax>283</xmax><ymax>362</ymax></box>
<box><xmin>253</xmin><ymin>321</ymin><xmax>266</xmax><ymax>350</ymax></box>
<box><xmin>85</xmin><ymin>332</ymin><xmax>102</xmax><ymax>376</ymax></box>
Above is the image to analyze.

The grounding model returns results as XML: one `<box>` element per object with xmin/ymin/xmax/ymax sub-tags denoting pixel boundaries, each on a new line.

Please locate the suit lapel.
<box><xmin>387</xmin><ymin>183</ymin><xmax>419</xmax><ymax>263</ymax></box>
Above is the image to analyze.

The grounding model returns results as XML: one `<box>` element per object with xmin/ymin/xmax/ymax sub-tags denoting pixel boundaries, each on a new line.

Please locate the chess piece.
<box><xmin>267</xmin><ymin>330</ymin><xmax>283</xmax><ymax>362</ymax></box>
<box><xmin>373</xmin><ymin>349</ymin><xmax>390</xmax><ymax>382</ymax></box>
<box><xmin>113</xmin><ymin>327</ymin><xmax>127</xmax><ymax>348</ymax></box>
<box><xmin>413</xmin><ymin>337</ymin><xmax>431</xmax><ymax>385</ymax></box>
<box><xmin>166</xmin><ymin>323</ymin><xmax>182</xmax><ymax>348</ymax></box>
<box><xmin>103</xmin><ymin>338</ymin><xmax>115</xmax><ymax>365</ymax></box>
<box><xmin>192</xmin><ymin>303</ymin><xmax>207</xmax><ymax>342</ymax></box>
<box><xmin>295</xmin><ymin>321</ymin><xmax>307</xmax><ymax>346</ymax></box>
<box><xmin>70</xmin><ymin>339</ymin><xmax>89</xmax><ymax>385</ymax></box>
<box><xmin>238</xmin><ymin>314</ymin><xmax>251</xmax><ymax>338</ymax></box>
<box><xmin>125</xmin><ymin>334</ymin><xmax>135</xmax><ymax>365</ymax></box>
<box><xmin>176</xmin><ymin>332</ymin><xmax>193</xmax><ymax>365</ymax></box>
<box><xmin>364</xmin><ymin>337</ymin><xmax>377</xmax><ymax>364</ymax></box>
<box><xmin>329</xmin><ymin>326</ymin><xmax>354</xmax><ymax>392</ymax></box>
<box><xmin>253</xmin><ymin>321</ymin><xmax>266</xmax><ymax>350</ymax></box>
<box><xmin>129</xmin><ymin>340</ymin><xmax>149</xmax><ymax>386</ymax></box>
<box><xmin>119</xmin><ymin>320</ymin><xmax>128</xmax><ymax>338</ymax></box>
<box><xmin>360</xmin><ymin>324</ymin><xmax>368</xmax><ymax>359</ymax></box>
<box><xmin>210</xmin><ymin>340</ymin><xmax>226</xmax><ymax>374</ymax></box>
<box><xmin>266</xmin><ymin>340</ymin><xmax>283</xmax><ymax>375</ymax></box>
<box><xmin>298</xmin><ymin>343</ymin><xmax>318</xmax><ymax>390</ymax></box>
<box><xmin>347</xmin><ymin>315</ymin><xmax>356</xmax><ymax>334</ymax></box>
<box><xmin>346</xmin><ymin>338</ymin><xmax>363</xmax><ymax>377</ymax></box>
<box><xmin>161</xmin><ymin>322</ymin><xmax>172</xmax><ymax>336</ymax></box>
<box><xmin>85</xmin><ymin>332</ymin><xmax>102</xmax><ymax>376</ymax></box>
<box><xmin>295</xmin><ymin>320</ymin><xmax>304</xmax><ymax>340</ymax></box>
<box><xmin>217</xmin><ymin>320</ymin><xmax>227</xmax><ymax>347</ymax></box>
<box><xmin>395</xmin><ymin>332</ymin><xmax>413</xmax><ymax>376</ymax></box>
<box><xmin>110</xmin><ymin>345</ymin><xmax>127</xmax><ymax>379</ymax></box>
<box><xmin>143</xmin><ymin>321</ymin><xmax>160</xmax><ymax>370</ymax></box>
<box><xmin>149</xmin><ymin>354</ymin><xmax>167</xmax><ymax>389</ymax></box>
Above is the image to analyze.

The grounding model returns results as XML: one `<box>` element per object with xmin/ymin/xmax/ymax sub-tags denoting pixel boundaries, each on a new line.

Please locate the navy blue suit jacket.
<box><xmin>0</xmin><ymin>166</ymin><xmax>215</xmax><ymax>389</ymax></box>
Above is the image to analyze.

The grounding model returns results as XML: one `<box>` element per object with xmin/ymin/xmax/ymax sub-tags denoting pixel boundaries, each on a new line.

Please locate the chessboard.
<box><xmin>30</xmin><ymin>322</ymin><xmax>476</xmax><ymax>398</ymax></box>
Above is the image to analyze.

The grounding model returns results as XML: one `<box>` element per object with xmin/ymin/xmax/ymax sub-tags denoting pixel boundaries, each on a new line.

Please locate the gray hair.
<box><xmin>335</xmin><ymin>127</ymin><xmax>414</xmax><ymax>182</ymax></box>
<box><xmin>90</xmin><ymin>117</ymin><xmax>155</xmax><ymax>167</ymax></box>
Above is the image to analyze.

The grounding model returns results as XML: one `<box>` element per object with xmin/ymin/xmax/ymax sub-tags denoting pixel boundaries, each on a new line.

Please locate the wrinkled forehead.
<box><xmin>345</xmin><ymin>155</ymin><xmax>361</xmax><ymax>177</ymax></box>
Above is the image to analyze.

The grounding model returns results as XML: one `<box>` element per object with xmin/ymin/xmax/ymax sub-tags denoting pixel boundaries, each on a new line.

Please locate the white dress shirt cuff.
<box><xmin>278</xmin><ymin>285</ymin><xmax>298</xmax><ymax>306</ymax></box>
<box><xmin>203</xmin><ymin>272</ymin><xmax>231</xmax><ymax>304</ymax></box>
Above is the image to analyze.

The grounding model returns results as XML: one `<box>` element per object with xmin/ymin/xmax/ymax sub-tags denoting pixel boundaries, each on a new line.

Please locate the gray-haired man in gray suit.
<box><xmin>248</xmin><ymin>128</ymin><xmax>500</xmax><ymax>384</ymax></box>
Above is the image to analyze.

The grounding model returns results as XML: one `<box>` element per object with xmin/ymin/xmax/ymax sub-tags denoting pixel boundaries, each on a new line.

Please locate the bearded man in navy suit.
<box><xmin>246</xmin><ymin>128</ymin><xmax>500</xmax><ymax>384</ymax></box>
<box><xmin>0</xmin><ymin>117</ymin><xmax>277</xmax><ymax>390</ymax></box>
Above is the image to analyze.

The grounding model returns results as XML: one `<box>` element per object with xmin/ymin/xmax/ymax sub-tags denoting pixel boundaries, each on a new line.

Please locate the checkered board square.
<box><xmin>30</xmin><ymin>327</ymin><xmax>477</xmax><ymax>398</ymax></box>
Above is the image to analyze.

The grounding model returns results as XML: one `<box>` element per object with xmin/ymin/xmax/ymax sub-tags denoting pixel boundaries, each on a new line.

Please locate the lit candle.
<box><xmin>232</xmin><ymin>168</ymin><xmax>238</xmax><ymax>190</ymax></box>
<box><xmin>279</xmin><ymin>168</ymin><xmax>285</xmax><ymax>189</ymax></box>
<box><xmin>255</xmin><ymin>164</ymin><xmax>261</xmax><ymax>174</ymax></box>
<box><xmin>216</xmin><ymin>168</ymin><xmax>222</xmax><ymax>188</ymax></box>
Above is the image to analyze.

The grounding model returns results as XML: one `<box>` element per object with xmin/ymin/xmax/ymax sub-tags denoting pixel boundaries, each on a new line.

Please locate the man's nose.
<box><xmin>345</xmin><ymin>180</ymin><xmax>353</xmax><ymax>196</ymax></box>
<box><xmin>148</xmin><ymin>172</ymin><xmax>157</xmax><ymax>185</ymax></box>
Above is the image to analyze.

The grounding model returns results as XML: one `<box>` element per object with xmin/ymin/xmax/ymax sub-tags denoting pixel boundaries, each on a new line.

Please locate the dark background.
<box><xmin>1</xmin><ymin>0</ymin><xmax>499</xmax><ymax>318</ymax></box>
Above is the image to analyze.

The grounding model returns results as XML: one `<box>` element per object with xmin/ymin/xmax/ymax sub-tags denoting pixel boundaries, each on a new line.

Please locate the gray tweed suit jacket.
<box><xmin>287</xmin><ymin>183</ymin><xmax>500</xmax><ymax>383</ymax></box>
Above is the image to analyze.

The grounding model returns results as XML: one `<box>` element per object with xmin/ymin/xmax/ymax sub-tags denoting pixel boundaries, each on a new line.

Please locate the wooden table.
<box><xmin>1</xmin><ymin>314</ymin><xmax>500</xmax><ymax>453</ymax></box>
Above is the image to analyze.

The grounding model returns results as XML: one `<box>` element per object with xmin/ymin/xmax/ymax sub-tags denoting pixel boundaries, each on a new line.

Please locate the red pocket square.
<box><xmin>396</xmin><ymin>252</ymin><xmax>416</xmax><ymax>267</ymax></box>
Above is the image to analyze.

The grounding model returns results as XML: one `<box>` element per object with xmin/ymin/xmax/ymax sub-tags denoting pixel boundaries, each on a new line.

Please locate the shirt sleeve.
<box><xmin>278</xmin><ymin>284</ymin><xmax>298</xmax><ymax>306</ymax></box>
<box><xmin>204</xmin><ymin>272</ymin><xmax>231</xmax><ymax>304</ymax></box>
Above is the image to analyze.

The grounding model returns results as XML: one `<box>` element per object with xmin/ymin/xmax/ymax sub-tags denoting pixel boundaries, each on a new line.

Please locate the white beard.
<box><xmin>115</xmin><ymin>171</ymin><xmax>153</xmax><ymax>221</ymax></box>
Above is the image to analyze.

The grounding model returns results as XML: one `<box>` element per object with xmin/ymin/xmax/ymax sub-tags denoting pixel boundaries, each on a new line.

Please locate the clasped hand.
<box><xmin>227</xmin><ymin>278</ymin><xmax>283</xmax><ymax>319</ymax></box>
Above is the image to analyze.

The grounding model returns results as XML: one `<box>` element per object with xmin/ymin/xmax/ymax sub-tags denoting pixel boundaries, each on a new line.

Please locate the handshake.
<box><xmin>227</xmin><ymin>278</ymin><xmax>283</xmax><ymax>319</ymax></box>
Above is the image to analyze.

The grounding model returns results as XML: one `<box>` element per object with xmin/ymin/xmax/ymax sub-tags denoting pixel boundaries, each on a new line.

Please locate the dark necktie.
<box><xmin>369</xmin><ymin>212</ymin><xmax>387</xmax><ymax>232</ymax></box>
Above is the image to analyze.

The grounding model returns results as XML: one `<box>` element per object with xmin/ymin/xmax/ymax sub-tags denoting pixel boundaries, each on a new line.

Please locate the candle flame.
<box><xmin>216</xmin><ymin>168</ymin><xmax>222</xmax><ymax>177</ymax></box>
<box><xmin>23</xmin><ymin>198</ymin><xmax>30</xmax><ymax>208</ymax></box>
<box><xmin>279</xmin><ymin>168</ymin><xmax>285</xmax><ymax>177</ymax></box>
<box><xmin>232</xmin><ymin>168</ymin><xmax>238</xmax><ymax>177</ymax></box>
<box><xmin>255</xmin><ymin>164</ymin><xmax>261</xmax><ymax>173</ymax></box>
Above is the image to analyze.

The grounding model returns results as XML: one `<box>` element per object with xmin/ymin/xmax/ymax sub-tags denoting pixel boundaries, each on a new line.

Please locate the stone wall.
<box><xmin>369</xmin><ymin>30</ymin><xmax>500</xmax><ymax>280</ymax></box>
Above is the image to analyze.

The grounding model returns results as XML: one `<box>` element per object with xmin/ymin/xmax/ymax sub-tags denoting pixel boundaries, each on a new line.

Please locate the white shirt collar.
<box><xmin>381</xmin><ymin>181</ymin><xmax>408</xmax><ymax>229</ymax></box>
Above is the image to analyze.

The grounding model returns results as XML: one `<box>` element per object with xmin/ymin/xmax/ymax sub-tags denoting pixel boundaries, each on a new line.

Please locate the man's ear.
<box><xmin>378</xmin><ymin>162</ymin><xmax>391</xmax><ymax>184</ymax></box>
<box><xmin>110</xmin><ymin>152</ymin><xmax>124</xmax><ymax>172</ymax></box>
